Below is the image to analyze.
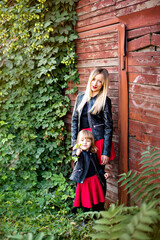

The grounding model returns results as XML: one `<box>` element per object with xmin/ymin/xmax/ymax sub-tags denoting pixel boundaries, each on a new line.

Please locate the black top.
<box><xmin>86</xmin><ymin>159</ymin><xmax>96</xmax><ymax>178</ymax></box>
<box><xmin>80</xmin><ymin>102</ymin><xmax>89</xmax><ymax>130</ymax></box>
<box><xmin>80</xmin><ymin>95</ymin><xmax>97</xmax><ymax>130</ymax></box>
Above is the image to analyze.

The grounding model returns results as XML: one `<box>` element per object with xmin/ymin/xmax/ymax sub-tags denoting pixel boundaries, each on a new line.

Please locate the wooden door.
<box><xmin>72</xmin><ymin>23</ymin><xmax>128</xmax><ymax>205</ymax></box>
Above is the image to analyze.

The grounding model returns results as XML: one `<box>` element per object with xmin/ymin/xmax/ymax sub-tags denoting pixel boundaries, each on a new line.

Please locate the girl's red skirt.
<box><xmin>74</xmin><ymin>174</ymin><xmax>105</xmax><ymax>208</ymax></box>
<box><xmin>73</xmin><ymin>128</ymin><xmax>116</xmax><ymax>208</ymax></box>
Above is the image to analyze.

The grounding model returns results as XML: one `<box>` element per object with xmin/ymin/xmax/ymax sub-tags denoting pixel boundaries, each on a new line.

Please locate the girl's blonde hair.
<box><xmin>77</xmin><ymin>68</ymin><xmax>109</xmax><ymax>114</ymax></box>
<box><xmin>75</xmin><ymin>130</ymin><xmax>97</xmax><ymax>153</ymax></box>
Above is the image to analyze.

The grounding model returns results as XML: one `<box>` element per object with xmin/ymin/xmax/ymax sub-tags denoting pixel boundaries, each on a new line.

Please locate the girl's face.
<box><xmin>78</xmin><ymin>137</ymin><xmax>92</xmax><ymax>151</ymax></box>
<box><xmin>91</xmin><ymin>73</ymin><xmax>104</xmax><ymax>96</ymax></box>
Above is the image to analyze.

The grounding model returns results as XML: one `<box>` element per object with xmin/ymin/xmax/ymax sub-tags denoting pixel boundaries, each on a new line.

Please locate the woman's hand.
<box><xmin>101</xmin><ymin>155</ymin><xmax>109</xmax><ymax>165</ymax></box>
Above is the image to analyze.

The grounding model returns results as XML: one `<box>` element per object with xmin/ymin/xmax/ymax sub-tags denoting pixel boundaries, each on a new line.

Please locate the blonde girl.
<box><xmin>70</xmin><ymin>130</ymin><xmax>109</xmax><ymax>212</ymax></box>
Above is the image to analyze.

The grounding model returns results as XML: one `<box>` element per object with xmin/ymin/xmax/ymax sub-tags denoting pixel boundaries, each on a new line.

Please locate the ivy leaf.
<box><xmin>44</xmin><ymin>20</ymin><xmax>52</xmax><ymax>28</ymax></box>
<box><xmin>38</xmin><ymin>58</ymin><xmax>47</xmax><ymax>67</ymax></box>
<box><xmin>5</xmin><ymin>60</ymin><xmax>13</xmax><ymax>69</ymax></box>
<box><xmin>27</xmin><ymin>60</ymin><xmax>34</xmax><ymax>69</ymax></box>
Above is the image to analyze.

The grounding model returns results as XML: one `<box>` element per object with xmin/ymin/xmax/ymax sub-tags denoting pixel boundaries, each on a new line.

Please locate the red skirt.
<box><xmin>83</xmin><ymin>127</ymin><xmax>116</xmax><ymax>164</ymax></box>
<box><xmin>74</xmin><ymin>175</ymin><xmax>105</xmax><ymax>208</ymax></box>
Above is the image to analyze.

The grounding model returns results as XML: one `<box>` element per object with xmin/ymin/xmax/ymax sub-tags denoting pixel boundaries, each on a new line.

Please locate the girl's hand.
<box><xmin>101</xmin><ymin>155</ymin><xmax>109</xmax><ymax>165</ymax></box>
<box><xmin>104</xmin><ymin>172</ymin><xmax>111</xmax><ymax>179</ymax></box>
<box><xmin>76</xmin><ymin>148</ymin><xmax>82</xmax><ymax>156</ymax></box>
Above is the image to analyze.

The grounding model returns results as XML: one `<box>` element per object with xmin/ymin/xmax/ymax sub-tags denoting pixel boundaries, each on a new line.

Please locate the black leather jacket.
<box><xmin>71</xmin><ymin>92</ymin><xmax>113</xmax><ymax>156</ymax></box>
<box><xmin>70</xmin><ymin>150</ymin><xmax>105</xmax><ymax>184</ymax></box>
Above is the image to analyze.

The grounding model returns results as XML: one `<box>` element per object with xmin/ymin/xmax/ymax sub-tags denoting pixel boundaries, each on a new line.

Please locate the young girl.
<box><xmin>70</xmin><ymin>130</ymin><xmax>110</xmax><ymax>212</ymax></box>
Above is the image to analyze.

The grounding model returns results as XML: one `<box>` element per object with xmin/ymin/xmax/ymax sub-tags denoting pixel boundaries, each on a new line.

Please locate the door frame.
<box><xmin>118</xmin><ymin>24</ymin><xmax>128</xmax><ymax>205</ymax></box>
<box><xmin>77</xmin><ymin>22</ymin><xmax>129</xmax><ymax>205</ymax></box>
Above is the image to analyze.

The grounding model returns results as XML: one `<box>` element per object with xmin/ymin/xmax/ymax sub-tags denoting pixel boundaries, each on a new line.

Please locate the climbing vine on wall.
<box><xmin>0</xmin><ymin>0</ymin><xmax>79</xmax><ymax>194</ymax></box>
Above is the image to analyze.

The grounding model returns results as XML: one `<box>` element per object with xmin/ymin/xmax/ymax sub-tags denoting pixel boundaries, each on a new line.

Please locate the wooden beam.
<box><xmin>118</xmin><ymin>24</ymin><xmax>129</xmax><ymax>205</ymax></box>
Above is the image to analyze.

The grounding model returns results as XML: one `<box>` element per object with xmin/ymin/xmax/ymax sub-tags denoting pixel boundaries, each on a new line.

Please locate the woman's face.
<box><xmin>91</xmin><ymin>73</ymin><xmax>104</xmax><ymax>95</ymax></box>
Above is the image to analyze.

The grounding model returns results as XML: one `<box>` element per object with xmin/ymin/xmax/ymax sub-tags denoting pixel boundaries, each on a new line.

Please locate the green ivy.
<box><xmin>0</xmin><ymin>0</ymin><xmax>80</xmax><ymax>238</ymax></box>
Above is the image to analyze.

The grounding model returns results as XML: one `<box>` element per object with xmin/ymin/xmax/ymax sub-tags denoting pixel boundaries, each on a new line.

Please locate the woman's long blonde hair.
<box><xmin>77</xmin><ymin>68</ymin><xmax>109</xmax><ymax>114</ymax></box>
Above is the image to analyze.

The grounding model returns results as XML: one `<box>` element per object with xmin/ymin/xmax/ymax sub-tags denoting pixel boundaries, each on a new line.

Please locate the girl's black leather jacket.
<box><xmin>70</xmin><ymin>150</ymin><xmax>105</xmax><ymax>184</ymax></box>
<box><xmin>71</xmin><ymin>92</ymin><xmax>113</xmax><ymax>157</ymax></box>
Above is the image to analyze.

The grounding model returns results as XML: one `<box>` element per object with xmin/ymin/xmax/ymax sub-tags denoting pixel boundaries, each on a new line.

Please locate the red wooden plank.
<box><xmin>128</xmin><ymin>66</ymin><xmax>160</xmax><ymax>74</ymax></box>
<box><xmin>76</xmin><ymin>32</ymin><xmax>118</xmax><ymax>44</ymax></box>
<box><xmin>129</xmin><ymin>119</ymin><xmax>160</xmax><ymax>138</ymax></box>
<box><xmin>78</xmin><ymin>50</ymin><xmax>118</xmax><ymax>60</ymax></box>
<box><xmin>129</xmin><ymin>83</ymin><xmax>160</xmax><ymax>97</ymax></box>
<box><xmin>116</xmin><ymin>0</ymin><xmax>160</xmax><ymax>17</ymax></box>
<box><xmin>128</xmin><ymin>55</ymin><xmax>160</xmax><ymax>67</ymax></box>
<box><xmin>77</xmin><ymin>0</ymin><xmax>115</xmax><ymax>16</ymax></box>
<box><xmin>77</xmin><ymin>58</ymin><xmax>119</xmax><ymax>68</ymax></box>
<box><xmin>151</xmin><ymin>33</ymin><xmax>160</xmax><ymax>46</ymax></box>
<box><xmin>151</xmin><ymin>24</ymin><xmax>160</xmax><ymax>33</ymax></box>
<box><xmin>135</xmin><ymin>133</ymin><xmax>160</xmax><ymax>148</ymax></box>
<box><xmin>128</xmin><ymin>24</ymin><xmax>160</xmax><ymax>39</ymax></box>
<box><xmin>76</xmin><ymin>19</ymin><xmax>119</xmax><ymax>35</ymax></box>
<box><xmin>77</xmin><ymin>12</ymin><xmax>116</xmax><ymax>29</ymax></box>
<box><xmin>129</xmin><ymin>111</ymin><xmax>160</xmax><ymax>126</ymax></box>
<box><xmin>128</xmin><ymin>73</ymin><xmax>160</xmax><ymax>86</ymax></box>
<box><xmin>128</xmin><ymin>34</ymin><xmax>150</xmax><ymax>52</ymax></box>
<box><xmin>118</xmin><ymin>5</ymin><xmax>160</xmax><ymax>30</ymax></box>
<box><xmin>128</xmin><ymin>51</ymin><xmax>160</xmax><ymax>57</ymax></box>
<box><xmin>78</xmin><ymin>51</ymin><xmax>118</xmax><ymax>60</ymax></box>
<box><xmin>129</xmin><ymin>139</ymin><xmax>150</xmax><ymax>155</ymax></box>
<box><xmin>76</xmin><ymin>42</ymin><xmax>118</xmax><ymax>54</ymax></box>
<box><xmin>77</xmin><ymin>0</ymin><xmax>100</xmax><ymax>9</ymax></box>
<box><xmin>116</xmin><ymin>0</ymin><xmax>148</xmax><ymax>10</ymax></box>
<box><xmin>129</xmin><ymin>95</ymin><xmax>160</xmax><ymax>112</ymax></box>
<box><xmin>78</xmin><ymin>6</ymin><xmax>116</xmax><ymax>22</ymax></box>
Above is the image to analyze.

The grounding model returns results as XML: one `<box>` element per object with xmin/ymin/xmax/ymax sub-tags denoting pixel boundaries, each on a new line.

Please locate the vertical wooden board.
<box><xmin>118</xmin><ymin>24</ymin><xmax>128</xmax><ymax>205</ymax></box>
<box><xmin>127</xmin><ymin>13</ymin><xmax>160</xmax><ymax>202</ymax></box>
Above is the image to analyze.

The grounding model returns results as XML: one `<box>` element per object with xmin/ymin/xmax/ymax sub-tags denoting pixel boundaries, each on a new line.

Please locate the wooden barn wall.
<box><xmin>127</xmin><ymin>22</ymin><xmax>160</xmax><ymax>171</ymax></box>
<box><xmin>65</xmin><ymin>0</ymin><xmax>160</xmax><ymax>204</ymax></box>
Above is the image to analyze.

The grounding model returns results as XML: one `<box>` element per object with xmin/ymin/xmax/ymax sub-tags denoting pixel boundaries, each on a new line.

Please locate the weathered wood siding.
<box><xmin>127</xmin><ymin>24</ymin><xmax>160</xmax><ymax>171</ymax></box>
<box><xmin>66</xmin><ymin>0</ymin><xmax>160</xmax><ymax>205</ymax></box>
<box><xmin>75</xmin><ymin>0</ymin><xmax>120</xmax><ymax>205</ymax></box>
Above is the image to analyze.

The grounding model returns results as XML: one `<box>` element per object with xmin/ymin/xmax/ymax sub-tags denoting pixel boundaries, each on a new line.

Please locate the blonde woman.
<box><xmin>71</xmin><ymin>68</ymin><xmax>115</xmax><ymax>193</ymax></box>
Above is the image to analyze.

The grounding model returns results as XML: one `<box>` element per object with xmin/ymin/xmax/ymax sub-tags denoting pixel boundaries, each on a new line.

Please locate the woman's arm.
<box><xmin>71</xmin><ymin>94</ymin><xmax>80</xmax><ymax>148</ymax></box>
<box><xmin>102</xmin><ymin>97</ymin><xmax>113</xmax><ymax>159</ymax></box>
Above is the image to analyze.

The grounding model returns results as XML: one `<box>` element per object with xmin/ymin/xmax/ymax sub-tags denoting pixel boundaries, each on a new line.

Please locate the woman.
<box><xmin>71</xmin><ymin>68</ymin><xmax>115</xmax><ymax>169</ymax></box>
